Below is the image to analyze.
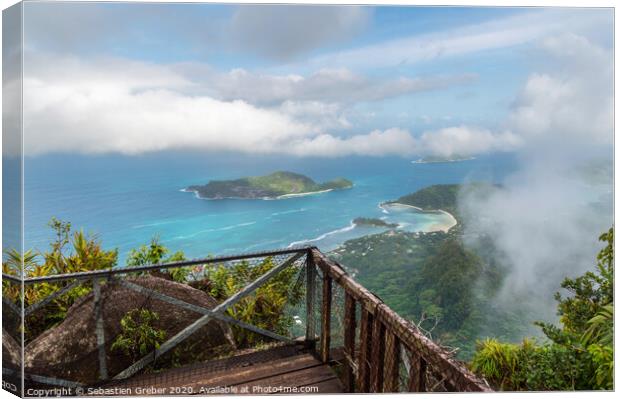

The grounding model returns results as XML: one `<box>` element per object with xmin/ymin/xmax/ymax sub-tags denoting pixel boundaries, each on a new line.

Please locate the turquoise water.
<box><xmin>22</xmin><ymin>153</ymin><xmax>517</xmax><ymax>264</ymax></box>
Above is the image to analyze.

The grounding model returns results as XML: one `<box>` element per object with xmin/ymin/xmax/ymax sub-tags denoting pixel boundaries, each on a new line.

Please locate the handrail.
<box><xmin>2</xmin><ymin>273</ymin><xmax>21</xmax><ymax>283</ymax></box>
<box><xmin>309</xmin><ymin>248</ymin><xmax>492</xmax><ymax>392</ymax></box>
<box><xmin>3</xmin><ymin>246</ymin><xmax>311</xmax><ymax>285</ymax></box>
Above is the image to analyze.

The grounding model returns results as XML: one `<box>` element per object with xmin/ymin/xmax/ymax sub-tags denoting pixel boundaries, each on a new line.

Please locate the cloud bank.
<box><xmin>20</xmin><ymin>53</ymin><xmax>510</xmax><ymax>158</ymax></box>
<box><xmin>17</xmin><ymin>7</ymin><xmax>611</xmax><ymax>161</ymax></box>
<box><xmin>184</xmin><ymin>66</ymin><xmax>476</xmax><ymax>106</ymax></box>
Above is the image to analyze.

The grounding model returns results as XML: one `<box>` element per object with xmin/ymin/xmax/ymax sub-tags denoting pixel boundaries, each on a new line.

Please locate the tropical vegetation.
<box><xmin>471</xmin><ymin>228</ymin><xmax>614</xmax><ymax>390</ymax></box>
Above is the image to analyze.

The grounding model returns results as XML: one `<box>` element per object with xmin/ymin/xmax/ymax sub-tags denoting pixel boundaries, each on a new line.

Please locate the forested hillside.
<box><xmin>332</xmin><ymin>184</ymin><xmax>532</xmax><ymax>358</ymax></box>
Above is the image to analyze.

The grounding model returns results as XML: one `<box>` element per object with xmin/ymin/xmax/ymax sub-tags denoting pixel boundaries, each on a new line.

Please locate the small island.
<box><xmin>185</xmin><ymin>171</ymin><xmax>353</xmax><ymax>200</ymax></box>
<box><xmin>352</xmin><ymin>217</ymin><xmax>399</xmax><ymax>228</ymax></box>
<box><xmin>412</xmin><ymin>155</ymin><xmax>476</xmax><ymax>164</ymax></box>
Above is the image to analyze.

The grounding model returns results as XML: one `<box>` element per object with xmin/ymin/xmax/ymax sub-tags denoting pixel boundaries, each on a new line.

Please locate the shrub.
<box><xmin>201</xmin><ymin>257</ymin><xmax>304</xmax><ymax>347</ymax></box>
<box><xmin>111</xmin><ymin>309</ymin><xmax>167</xmax><ymax>362</ymax></box>
<box><xmin>126</xmin><ymin>236</ymin><xmax>188</xmax><ymax>283</ymax></box>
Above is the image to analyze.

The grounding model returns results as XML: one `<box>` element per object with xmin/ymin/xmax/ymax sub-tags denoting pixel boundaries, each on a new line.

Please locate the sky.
<box><xmin>7</xmin><ymin>3</ymin><xmax>612</xmax><ymax>159</ymax></box>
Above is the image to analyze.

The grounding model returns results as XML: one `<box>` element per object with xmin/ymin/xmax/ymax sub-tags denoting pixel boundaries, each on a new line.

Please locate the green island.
<box><xmin>185</xmin><ymin>171</ymin><xmax>353</xmax><ymax>199</ymax></box>
<box><xmin>352</xmin><ymin>217</ymin><xmax>399</xmax><ymax>228</ymax></box>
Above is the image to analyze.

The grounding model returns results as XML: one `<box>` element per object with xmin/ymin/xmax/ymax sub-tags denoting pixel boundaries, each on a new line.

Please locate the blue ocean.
<box><xmin>22</xmin><ymin>153</ymin><xmax>518</xmax><ymax>264</ymax></box>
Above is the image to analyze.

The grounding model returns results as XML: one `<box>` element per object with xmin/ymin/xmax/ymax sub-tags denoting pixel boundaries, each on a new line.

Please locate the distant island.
<box><xmin>185</xmin><ymin>171</ymin><xmax>353</xmax><ymax>200</ymax></box>
<box><xmin>412</xmin><ymin>155</ymin><xmax>476</xmax><ymax>164</ymax></box>
<box><xmin>352</xmin><ymin>217</ymin><xmax>399</xmax><ymax>228</ymax></box>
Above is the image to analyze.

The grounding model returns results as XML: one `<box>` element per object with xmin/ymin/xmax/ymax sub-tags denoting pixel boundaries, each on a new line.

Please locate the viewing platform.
<box><xmin>3</xmin><ymin>247</ymin><xmax>491</xmax><ymax>395</ymax></box>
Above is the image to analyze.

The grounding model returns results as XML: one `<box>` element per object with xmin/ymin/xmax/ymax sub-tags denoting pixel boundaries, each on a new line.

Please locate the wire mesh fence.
<box><xmin>5</xmin><ymin>248</ymin><xmax>316</xmax><ymax>391</ymax></box>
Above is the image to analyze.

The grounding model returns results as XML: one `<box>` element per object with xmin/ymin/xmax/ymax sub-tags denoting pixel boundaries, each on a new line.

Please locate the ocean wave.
<box><xmin>270</xmin><ymin>208</ymin><xmax>307</xmax><ymax>217</ymax></box>
<box><xmin>133</xmin><ymin>220</ymin><xmax>184</xmax><ymax>229</ymax></box>
<box><xmin>245</xmin><ymin>239</ymin><xmax>287</xmax><ymax>250</ymax></box>
<box><xmin>171</xmin><ymin>221</ymin><xmax>257</xmax><ymax>240</ymax></box>
<box><xmin>287</xmin><ymin>221</ymin><xmax>356</xmax><ymax>248</ymax></box>
<box><xmin>218</xmin><ymin>221</ymin><xmax>256</xmax><ymax>231</ymax></box>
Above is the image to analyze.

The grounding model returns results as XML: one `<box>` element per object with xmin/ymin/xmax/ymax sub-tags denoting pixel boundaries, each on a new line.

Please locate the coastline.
<box><xmin>381</xmin><ymin>202</ymin><xmax>458</xmax><ymax>233</ymax></box>
<box><xmin>289</xmin><ymin>202</ymin><xmax>459</xmax><ymax>251</ymax></box>
<box><xmin>431</xmin><ymin>209</ymin><xmax>458</xmax><ymax>232</ymax></box>
<box><xmin>287</xmin><ymin>221</ymin><xmax>356</xmax><ymax>248</ymax></box>
<box><xmin>276</xmin><ymin>189</ymin><xmax>333</xmax><ymax>199</ymax></box>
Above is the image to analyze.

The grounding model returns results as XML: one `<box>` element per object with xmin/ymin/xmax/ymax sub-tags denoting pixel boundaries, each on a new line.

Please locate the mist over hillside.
<box><xmin>458</xmin><ymin>34</ymin><xmax>613</xmax><ymax>328</ymax></box>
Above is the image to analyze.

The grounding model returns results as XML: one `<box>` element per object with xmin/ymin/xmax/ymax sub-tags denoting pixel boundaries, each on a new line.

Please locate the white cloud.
<box><xmin>284</xmin><ymin>126</ymin><xmax>522</xmax><ymax>158</ymax></box>
<box><xmin>279</xmin><ymin>101</ymin><xmax>352</xmax><ymax>131</ymax></box>
<box><xmin>19</xmin><ymin>53</ymin><xmax>488</xmax><ymax>158</ymax></box>
<box><xmin>508</xmin><ymin>33</ymin><xmax>613</xmax><ymax>149</ymax></box>
<box><xmin>287</xmin><ymin>128</ymin><xmax>417</xmax><ymax>157</ymax></box>
<box><xmin>22</xmin><ymin>55</ymin><xmax>316</xmax><ymax>156</ymax></box>
<box><xmin>305</xmin><ymin>9</ymin><xmax>611</xmax><ymax>70</ymax></box>
<box><xmin>175</xmin><ymin>64</ymin><xmax>475</xmax><ymax>106</ymax></box>
<box><xmin>418</xmin><ymin>126</ymin><xmax>522</xmax><ymax>157</ymax></box>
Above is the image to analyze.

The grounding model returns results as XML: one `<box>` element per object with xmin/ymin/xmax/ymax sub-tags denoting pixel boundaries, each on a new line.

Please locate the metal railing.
<box><xmin>3</xmin><ymin>246</ymin><xmax>491</xmax><ymax>393</ymax></box>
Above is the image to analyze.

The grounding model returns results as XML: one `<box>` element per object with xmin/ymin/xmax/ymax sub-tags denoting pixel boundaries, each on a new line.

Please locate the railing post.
<box><xmin>370</xmin><ymin>317</ymin><xmax>386</xmax><ymax>392</ymax></box>
<box><xmin>408</xmin><ymin>351</ymin><xmax>427</xmax><ymax>392</ymax></box>
<box><xmin>305</xmin><ymin>250</ymin><xmax>316</xmax><ymax>348</ymax></box>
<box><xmin>319</xmin><ymin>272</ymin><xmax>332</xmax><ymax>363</ymax></box>
<box><xmin>356</xmin><ymin>307</ymin><xmax>373</xmax><ymax>393</ymax></box>
<box><xmin>92</xmin><ymin>278</ymin><xmax>108</xmax><ymax>380</ymax></box>
<box><xmin>383</xmin><ymin>331</ymin><xmax>401</xmax><ymax>392</ymax></box>
<box><xmin>342</xmin><ymin>293</ymin><xmax>356</xmax><ymax>393</ymax></box>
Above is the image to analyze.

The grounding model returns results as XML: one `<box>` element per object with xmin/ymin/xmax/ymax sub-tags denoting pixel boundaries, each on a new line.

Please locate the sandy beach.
<box><xmin>381</xmin><ymin>202</ymin><xmax>458</xmax><ymax>233</ymax></box>
<box><xmin>430</xmin><ymin>209</ymin><xmax>458</xmax><ymax>232</ymax></box>
<box><xmin>276</xmin><ymin>189</ymin><xmax>333</xmax><ymax>199</ymax></box>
